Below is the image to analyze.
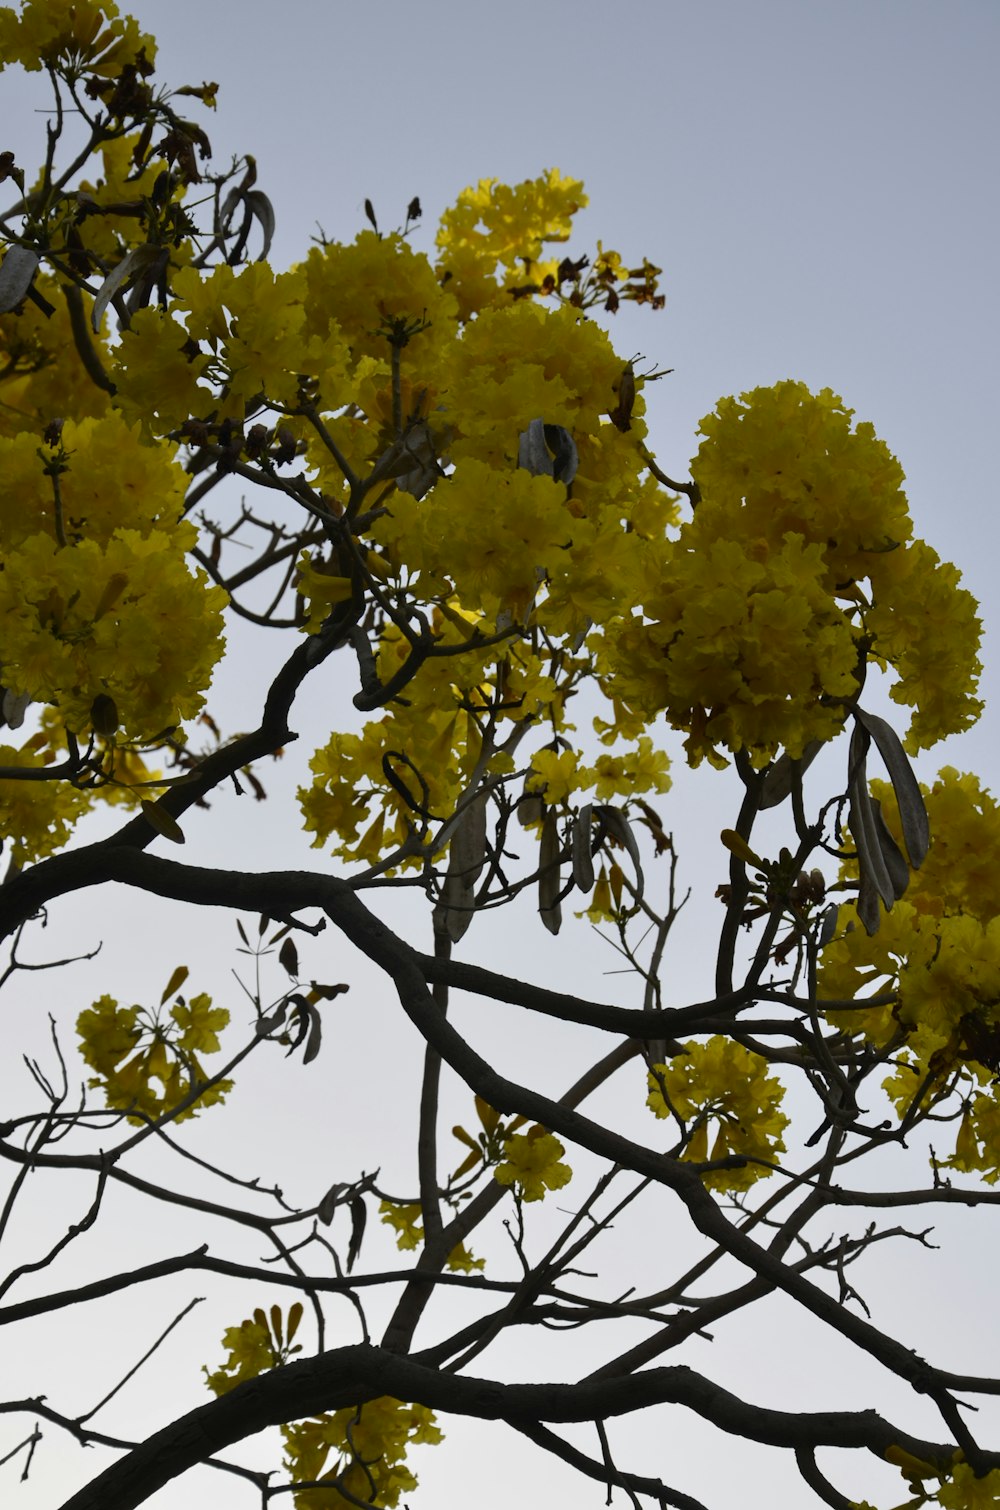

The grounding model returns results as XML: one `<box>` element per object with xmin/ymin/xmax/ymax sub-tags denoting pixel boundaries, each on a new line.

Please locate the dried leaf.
<box><xmin>595</xmin><ymin>805</ymin><xmax>644</xmax><ymax>903</ymax></box>
<box><xmin>538</xmin><ymin>808</ymin><xmax>562</xmax><ymax>934</ymax></box>
<box><xmin>245</xmin><ymin>189</ymin><xmax>275</xmax><ymax>260</ymax></box>
<box><xmin>758</xmin><ymin>741</ymin><xmax>824</xmax><ymax>809</ymax></box>
<box><xmin>817</xmin><ymin>903</ymin><xmax>840</xmax><ymax>950</ymax></box>
<box><xmin>853</xmin><ymin>706</ymin><xmax>930</xmax><ymax>867</ymax></box>
<box><xmin>0</xmin><ymin>245</ymin><xmax>38</xmax><ymax>312</ymax></box>
<box><xmin>92</xmin><ymin>243</ymin><xmax>161</xmax><ymax>331</ymax></box>
<box><xmin>517</xmin><ymin>418</ymin><xmax>578</xmax><ymax>484</ymax></box>
<box><xmin>572</xmin><ymin>804</ymin><xmax>595</xmax><ymax>892</ymax></box>
<box><xmin>518</xmin><ymin>793</ymin><xmax>545</xmax><ymax>827</ymax></box>
<box><xmin>450</xmin><ymin>792</ymin><xmax>488</xmax><ymax>886</ymax></box>
<box><xmin>438</xmin><ymin>873</ymin><xmax>475</xmax><ymax>942</ymax></box>
<box><xmin>1</xmin><ymin>689</ymin><xmax>30</xmax><ymax>729</ymax></box>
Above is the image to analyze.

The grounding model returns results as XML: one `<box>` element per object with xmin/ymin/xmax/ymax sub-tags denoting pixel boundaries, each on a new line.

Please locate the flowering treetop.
<box><xmin>0</xmin><ymin>5</ymin><xmax>998</xmax><ymax>1510</ymax></box>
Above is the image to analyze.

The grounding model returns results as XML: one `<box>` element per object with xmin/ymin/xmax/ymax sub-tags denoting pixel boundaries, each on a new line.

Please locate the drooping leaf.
<box><xmin>246</xmin><ymin>189</ymin><xmax>275</xmax><ymax>260</ymax></box>
<box><xmin>572</xmin><ymin>804</ymin><xmax>595</xmax><ymax>892</ymax></box>
<box><xmin>595</xmin><ymin>805</ymin><xmax>644</xmax><ymax>903</ymax></box>
<box><xmin>538</xmin><ymin>808</ymin><xmax>562</xmax><ymax>934</ymax></box>
<box><xmin>853</xmin><ymin>706</ymin><xmax>930</xmax><ymax>868</ymax></box>
<box><xmin>758</xmin><ymin>740</ymin><xmax>824</xmax><ymax>810</ymax></box>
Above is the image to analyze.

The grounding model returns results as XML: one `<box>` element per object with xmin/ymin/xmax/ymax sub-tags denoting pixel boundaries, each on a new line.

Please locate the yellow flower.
<box><xmin>937</xmin><ymin>1461</ymin><xmax>1000</xmax><ymax>1509</ymax></box>
<box><xmin>494</xmin><ymin>1127</ymin><xmax>572</xmax><ymax>1202</ymax></box>
<box><xmin>0</xmin><ymin>735</ymin><xmax>90</xmax><ymax>864</ymax></box>
<box><xmin>527</xmin><ymin>748</ymin><xmax>581</xmax><ymax>806</ymax></box>
<box><xmin>647</xmin><ymin>1038</ymin><xmax>788</xmax><ymax>1193</ymax></box>
<box><xmin>76</xmin><ymin>985</ymin><xmax>231</xmax><ymax>1124</ymax></box>
<box><xmin>436</xmin><ymin>169</ymin><xmax>586</xmax><ymax>318</ymax></box>
<box><xmin>203</xmin><ymin>1319</ymin><xmax>275</xmax><ymax>1397</ymax></box>
<box><xmin>282</xmin><ymin>1398</ymin><xmax>442</xmax><ymax>1510</ymax></box>
<box><xmin>111</xmin><ymin>308</ymin><xmax>213</xmax><ymax>436</ymax></box>
<box><xmin>445</xmin><ymin>1242</ymin><xmax>485</xmax><ymax>1273</ymax></box>
<box><xmin>379</xmin><ymin>1200</ymin><xmax>424</xmax><ymax>1252</ymax></box>
<box><xmin>0</xmin><ymin>0</ymin><xmax>155</xmax><ymax>76</ymax></box>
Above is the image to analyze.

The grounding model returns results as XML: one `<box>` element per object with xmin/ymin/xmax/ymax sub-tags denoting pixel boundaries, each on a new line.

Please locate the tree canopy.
<box><xmin>0</xmin><ymin>5</ymin><xmax>998</xmax><ymax>1509</ymax></box>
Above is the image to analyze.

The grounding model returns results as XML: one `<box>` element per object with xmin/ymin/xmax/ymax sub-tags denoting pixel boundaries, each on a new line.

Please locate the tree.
<box><xmin>0</xmin><ymin>3</ymin><xmax>996</xmax><ymax>1508</ymax></box>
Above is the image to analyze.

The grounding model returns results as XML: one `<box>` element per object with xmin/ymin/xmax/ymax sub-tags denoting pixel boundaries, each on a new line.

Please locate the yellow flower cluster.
<box><xmin>203</xmin><ymin>1304</ymin><xmax>303</xmax><ymax>1397</ymax></box>
<box><xmin>526</xmin><ymin>739</ymin><xmax>671</xmax><ymax>806</ymax></box>
<box><xmin>0</xmin><ymin>0</ymin><xmax>154</xmax><ymax>77</ymax></box>
<box><xmin>598</xmin><ymin>382</ymin><xmax>981</xmax><ymax>767</ymax></box>
<box><xmin>282</xmin><ymin>1397</ymin><xmax>442</xmax><ymax>1510</ymax></box>
<box><xmin>378</xmin><ymin>1200</ymin><xmax>485</xmax><ymax>1273</ymax></box>
<box><xmin>936</xmin><ymin>1461</ymin><xmax>1000</xmax><ymax>1508</ymax></box>
<box><xmin>0</xmin><ymin>734</ymin><xmax>90</xmax><ymax>865</ymax></box>
<box><xmin>820</xmin><ymin>770</ymin><xmax>1000</xmax><ymax>1177</ymax></box>
<box><xmin>300</xmin><ymin>229</ymin><xmax>458</xmax><ymax>374</ymax></box>
<box><xmin>301</xmin><ymin>614</ymin><xmax>547</xmax><ymax>866</ymax></box>
<box><xmin>599</xmin><ymin>532</ymin><xmax>861</xmax><ymax>767</ymax></box>
<box><xmin>203</xmin><ymin>1317</ymin><xmax>277</xmax><ymax>1396</ymax></box>
<box><xmin>647</xmin><ymin>1038</ymin><xmax>788</xmax><ymax>1192</ymax></box>
<box><xmin>76</xmin><ymin>985</ymin><xmax>230</xmax><ymax>1123</ymax></box>
<box><xmin>435</xmin><ymin>168</ymin><xmax>586</xmax><ymax>318</ymax></box>
<box><xmin>493</xmin><ymin>1126</ymin><xmax>573</xmax><ymax>1202</ymax></box>
<box><xmin>0</xmin><ymin>413</ymin><xmax>226</xmax><ymax>743</ymax></box>
<box><xmin>203</xmin><ymin>1306</ymin><xmax>443</xmax><ymax>1509</ymax></box>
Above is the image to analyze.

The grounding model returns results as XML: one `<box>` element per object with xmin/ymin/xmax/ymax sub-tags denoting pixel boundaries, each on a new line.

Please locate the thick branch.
<box><xmin>57</xmin><ymin>1343</ymin><xmax>992</xmax><ymax>1510</ymax></box>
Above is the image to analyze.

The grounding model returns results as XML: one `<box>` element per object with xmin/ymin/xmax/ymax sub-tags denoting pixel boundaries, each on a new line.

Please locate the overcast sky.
<box><xmin>3</xmin><ymin>4</ymin><xmax>999</xmax><ymax>1509</ymax></box>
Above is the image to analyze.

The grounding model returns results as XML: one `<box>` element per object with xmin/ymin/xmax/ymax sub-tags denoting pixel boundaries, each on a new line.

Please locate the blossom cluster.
<box><xmin>76</xmin><ymin>980</ymin><xmax>230</xmax><ymax>1122</ymax></box>
<box><xmin>647</xmin><ymin>1037</ymin><xmax>789</xmax><ymax>1192</ymax></box>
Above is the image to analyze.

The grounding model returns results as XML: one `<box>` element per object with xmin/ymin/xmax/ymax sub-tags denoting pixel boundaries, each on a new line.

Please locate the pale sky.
<box><xmin>2</xmin><ymin>4</ymin><xmax>999</xmax><ymax>1509</ymax></box>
